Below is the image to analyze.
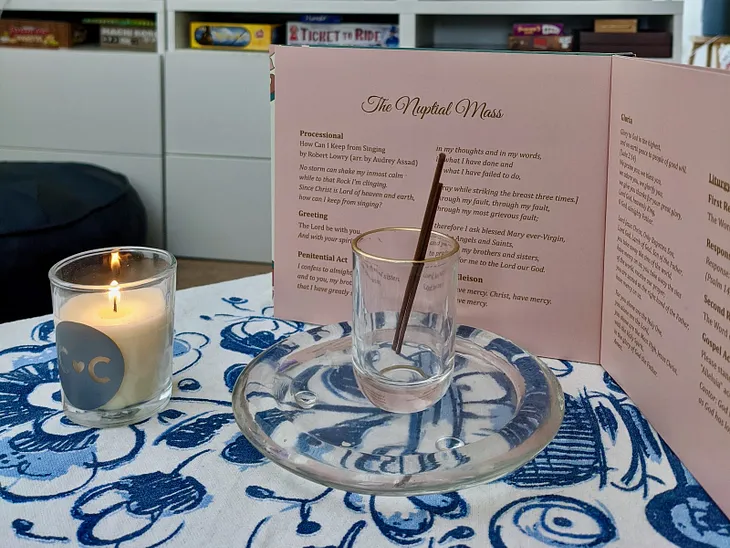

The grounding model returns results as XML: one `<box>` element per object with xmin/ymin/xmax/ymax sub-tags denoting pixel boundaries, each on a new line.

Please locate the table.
<box><xmin>1</xmin><ymin>274</ymin><xmax>728</xmax><ymax>547</ymax></box>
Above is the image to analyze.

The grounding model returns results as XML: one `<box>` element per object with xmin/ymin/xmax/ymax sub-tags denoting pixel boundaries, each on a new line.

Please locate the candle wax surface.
<box><xmin>58</xmin><ymin>286</ymin><xmax>172</xmax><ymax>411</ymax></box>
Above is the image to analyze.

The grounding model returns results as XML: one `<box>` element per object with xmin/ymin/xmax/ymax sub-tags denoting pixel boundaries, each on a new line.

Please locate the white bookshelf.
<box><xmin>1</xmin><ymin>0</ymin><xmax>166</xmax><ymax>53</ymax></box>
<box><xmin>0</xmin><ymin>0</ymin><xmax>166</xmax><ymax>246</ymax></box>
<box><xmin>165</xmin><ymin>1</ymin><xmax>682</xmax><ymax>52</ymax></box>
<box><xmin>163</xmin><ymin>0</ymin><xmax>682</xmax><ymax>261</ymax></box>
<box><xmin>0</xmin><ymin>0</ymin><xmax>684</xmax><ymax>260</ymax></box>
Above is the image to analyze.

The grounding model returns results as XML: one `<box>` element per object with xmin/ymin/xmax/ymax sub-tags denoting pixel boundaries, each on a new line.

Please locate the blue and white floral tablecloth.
<box><xmin>1</xmin><ymin>274</ymin><xmax>728</xmax><ymax>547</ymax></box>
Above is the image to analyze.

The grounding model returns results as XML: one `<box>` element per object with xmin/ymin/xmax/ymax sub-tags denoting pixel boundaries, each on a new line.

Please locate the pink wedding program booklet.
<box><xmin>272</xmin><ymin>47</ymin><xmax>612</xmax><ymax>362</ymax></box>
<box><xmin>270</xmin><ymin>46</ymin><xmax>730</xmax><ymax>515</ymax></box>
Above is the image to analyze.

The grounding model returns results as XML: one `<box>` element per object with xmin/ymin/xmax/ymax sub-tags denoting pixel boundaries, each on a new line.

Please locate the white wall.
<box><xmin>683</xmin><ymin>0</ymin><xmax>703</xmax><ymax>63</ymax></box>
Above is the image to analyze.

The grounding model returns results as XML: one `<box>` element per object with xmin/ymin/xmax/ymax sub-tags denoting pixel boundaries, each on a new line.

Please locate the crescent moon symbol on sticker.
<box><xmin>88</xmin><ymin>356</ymin><xmax>111</xmax><ymax>384</ymax></box>
<box><xmin>58</xmin><ymin>347</ymin><xmax>71</xmax><ymax>374</ymax></box>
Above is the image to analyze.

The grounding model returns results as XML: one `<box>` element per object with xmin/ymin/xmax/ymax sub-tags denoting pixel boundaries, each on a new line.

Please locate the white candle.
<box><xmin>59</xmin><ymin>285</ymin><xmax>172</xmax><ymax>410</ymax></box>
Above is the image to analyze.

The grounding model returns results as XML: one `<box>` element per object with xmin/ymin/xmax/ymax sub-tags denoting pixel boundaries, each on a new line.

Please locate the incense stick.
<box><xmin>392</xmin><ymin>153</ymin><xmax>447</xmax><ymax>354</ymax></box>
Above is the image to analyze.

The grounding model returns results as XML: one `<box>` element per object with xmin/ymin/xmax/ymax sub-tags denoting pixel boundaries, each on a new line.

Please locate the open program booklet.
<box><xmin>270</xmin><ymin>46</ymin><xmax>730</xmax><ymax>515</ymax></box>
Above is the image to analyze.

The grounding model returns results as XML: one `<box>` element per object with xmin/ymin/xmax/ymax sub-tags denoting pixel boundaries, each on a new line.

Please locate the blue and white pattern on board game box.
<box><xmin>0</xmin><ymin>274</ymin><xmax>728</xmax><ymax>547</ymax></box>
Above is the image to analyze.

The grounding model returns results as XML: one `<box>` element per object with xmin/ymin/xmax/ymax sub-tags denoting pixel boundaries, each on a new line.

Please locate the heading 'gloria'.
<box><xmin>361</xmin><ymin>95</ymin><xmax>504</xmax><ymax>120</ymax></box>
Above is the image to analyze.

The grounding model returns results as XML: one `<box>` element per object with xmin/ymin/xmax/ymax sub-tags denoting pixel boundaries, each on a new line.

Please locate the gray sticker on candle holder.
<box><xmin>56</xmin><ymin>321</ymin><xmax>124</xmax><ymax>411</ymax></box>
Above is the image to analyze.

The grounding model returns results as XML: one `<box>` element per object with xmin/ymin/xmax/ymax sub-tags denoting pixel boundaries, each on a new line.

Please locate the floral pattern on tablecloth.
<box><xmin>0</xmin><ymin>275</ymin><xmax>728</xmax><ymax>547</ymax></box>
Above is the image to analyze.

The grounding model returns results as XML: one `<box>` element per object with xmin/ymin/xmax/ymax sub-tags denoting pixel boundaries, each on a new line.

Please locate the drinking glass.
<box><xmin>351</xmin><ymin>227</ymin><xmax>459</xmax><ymax>413</ymax></box>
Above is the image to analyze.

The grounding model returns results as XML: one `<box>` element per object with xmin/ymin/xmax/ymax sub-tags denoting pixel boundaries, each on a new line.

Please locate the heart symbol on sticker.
<box><xmin>72</xmin><ymin>360</ymin><xmax>85</xmax><ymax>373</ymax></box>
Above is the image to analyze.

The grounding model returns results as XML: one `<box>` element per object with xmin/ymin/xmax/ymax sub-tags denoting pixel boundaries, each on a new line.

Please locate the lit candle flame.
<box><xmin>109</xmin><ymin>280</ymin><xmax>120</xmax><ymax>313</ymax></box>
<box><xmin>110</xmin><ymin>251</ymin><xmax>121</xmax><ymax>277</ymax></box>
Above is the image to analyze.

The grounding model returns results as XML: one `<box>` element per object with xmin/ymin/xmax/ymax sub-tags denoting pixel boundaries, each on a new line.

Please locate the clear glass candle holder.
<box><xmin>49</xmin><ymin>247</ymin><xmax>176</xmax><ymax>428</ymax></box>
<box><xmin>351</xmin><ymin>228</ymin><xmax>460</xmax><ymax>414</ymax></box>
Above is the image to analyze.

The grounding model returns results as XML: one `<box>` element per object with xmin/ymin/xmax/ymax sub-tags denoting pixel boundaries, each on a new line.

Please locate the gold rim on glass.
<box><xmin>351</xmin><ymin>227</ymin><xmax>460</xmax><ymax>264</ymax></box>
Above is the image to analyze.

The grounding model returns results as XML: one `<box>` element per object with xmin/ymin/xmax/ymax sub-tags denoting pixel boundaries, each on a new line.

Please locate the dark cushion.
<box><xmin>0</xmin><ymin>162</ymin><xmax>147</xmax><ymax>323</ymax></box>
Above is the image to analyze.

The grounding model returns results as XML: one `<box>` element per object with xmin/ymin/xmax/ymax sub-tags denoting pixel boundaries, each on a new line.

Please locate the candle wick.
<box><xmin>113</xmin><ymin>297</ymin><xmax>117</xmax><ymax>313</ymax></box>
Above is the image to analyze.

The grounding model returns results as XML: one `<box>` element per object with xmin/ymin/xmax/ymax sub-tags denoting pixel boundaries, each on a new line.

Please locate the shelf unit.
<box><xmin>163</xmin><ymin>0</ymin><xmax>682</xmax><ymax>261</ymax></box>
<box><xmin>0</xmin><ymin>0</ymin><xmax>684</xmax><ymax>261</ymax></box>
<box><xmin>166</xmin><ymin>1</ymin><xmax>683</xmax><ymax>53</ymax></box>
<box><xmin>0</xmin><ymin>0</ymin><xmax>166</xmax><ymax>246</ymax></box>
<box><xmin>164</xmin><ymin>49</ymin><xmax>273</xmax><ymax>261</ymax></box>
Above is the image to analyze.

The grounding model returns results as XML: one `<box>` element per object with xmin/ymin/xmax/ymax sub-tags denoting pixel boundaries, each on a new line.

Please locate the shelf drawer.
<box><xmin>0</xmin><ymin>147</ymin><xmax>164</xmax><ymax>247</ymax></box>
<box><xmin>0</xmin><ymin>49</ymin><xmax>162</xmax><ymax>156</ymax></box>
<box><xmin>165</xmin><ymin>51</ymin><xmax>271</xmax><ymax>158</ymax></box>
<box><xmin>166</xmin><ymin>154</ymin><xmax>271</xmax><ymax>262</ymax></box>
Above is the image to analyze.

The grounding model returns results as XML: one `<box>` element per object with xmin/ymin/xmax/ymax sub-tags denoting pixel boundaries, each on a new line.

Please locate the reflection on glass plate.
<box><xmin>232</xmin><ymin>322</ymin><xmax>564</xmax><ymax>496</ymax></box>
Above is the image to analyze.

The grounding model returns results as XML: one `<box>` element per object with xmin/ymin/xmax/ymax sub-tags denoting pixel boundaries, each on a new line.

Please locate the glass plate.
<box><xmin>232</xmin><ymin>322</ymin><xmax>564</xmax><ymax>496</ymax></box>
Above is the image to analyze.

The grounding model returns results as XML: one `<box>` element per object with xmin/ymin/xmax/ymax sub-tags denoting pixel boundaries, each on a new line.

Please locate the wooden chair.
<box><xmin>689</xmin><ymin>36</ymin><xmax>730</xmax><ymax>69</ymax></box>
